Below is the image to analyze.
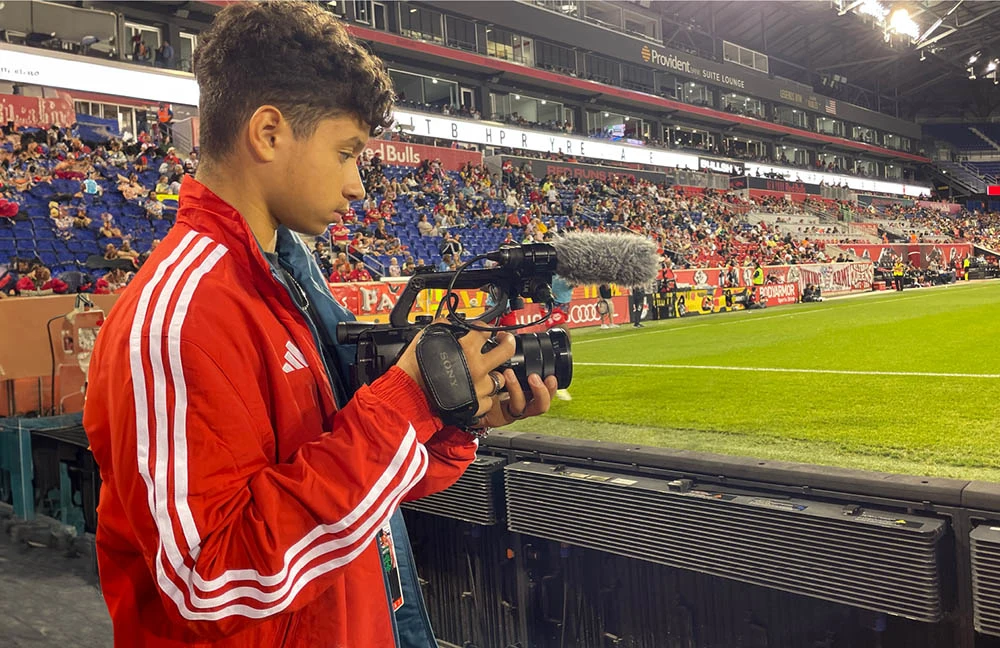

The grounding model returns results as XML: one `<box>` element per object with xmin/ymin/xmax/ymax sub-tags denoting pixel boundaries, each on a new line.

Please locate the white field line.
<box><xmin>575</xmin><ymin>362</ymin><xmax>1000</xmax><ymax>379</ymax></box>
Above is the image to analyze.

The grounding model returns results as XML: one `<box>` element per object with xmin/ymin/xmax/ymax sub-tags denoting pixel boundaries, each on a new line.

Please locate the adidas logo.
<box><xmin>282</xmin><ymin>340</ymin><xmax>308</xmax><ymax>373</ymax></box>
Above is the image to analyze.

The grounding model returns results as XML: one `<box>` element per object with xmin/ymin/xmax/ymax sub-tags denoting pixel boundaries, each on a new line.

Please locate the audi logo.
<box><xmin>569</xmin><ymin>303</ymin><xmax>602</xmax><ymax>324</ymax></box>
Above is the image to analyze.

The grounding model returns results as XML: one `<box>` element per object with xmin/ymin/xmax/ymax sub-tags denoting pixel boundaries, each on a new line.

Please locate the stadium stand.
<box><xmin>923</xmin><ymin>123</ymin><xmax>997</xmax><ymax>151</ymax></box>
<box><xmin>5</xmin><ymin>118</ymin><xmax>999</xmax><ymax>301</ymax></box>
<box><xmin>967</xmin><ymin>160</ymin><xmax>1000</xmax><ymax>179</ymax></box>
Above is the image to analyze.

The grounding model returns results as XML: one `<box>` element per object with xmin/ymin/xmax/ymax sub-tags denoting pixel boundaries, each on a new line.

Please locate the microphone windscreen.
<box><xmin>553</xmin><ymin>232</ymin><xmax>660</xmax><ymax>287</ymax></box>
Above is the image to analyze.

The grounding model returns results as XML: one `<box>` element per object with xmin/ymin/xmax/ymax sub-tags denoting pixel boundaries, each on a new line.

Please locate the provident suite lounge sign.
<box><xmin>640</xmin><ymin>45</ymin><xmax>747</xmax><ymax>90</ymax></box>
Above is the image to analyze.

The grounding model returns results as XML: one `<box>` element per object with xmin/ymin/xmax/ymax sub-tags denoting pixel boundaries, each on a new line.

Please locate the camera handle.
<box><xmin>415</xmin><ymin>322</ymin><xmax>481</xmax><ymax>428</ymax></box>
<box><xmin>389</xmin><ymin>267</ymin><xmax>529</xmax><ymax>328</ymax></box>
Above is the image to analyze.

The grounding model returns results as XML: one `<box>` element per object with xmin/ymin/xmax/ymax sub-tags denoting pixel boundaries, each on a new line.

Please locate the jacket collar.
<box><xmin>176</xmin><ymin>175</ymin><xmax>273</xmax><ymax>277</ymax></box>
<box><xmin>176</xmin><ymin>175</ymin><xmax>358</xmax><ymax>406</ymax></box>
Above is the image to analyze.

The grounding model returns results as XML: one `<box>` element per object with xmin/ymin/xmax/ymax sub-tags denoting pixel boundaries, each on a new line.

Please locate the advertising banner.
<box><xmin>857</xmin><ymin>194</ymin><xmax>915</xmax><ymax>209</ymax></box>
<box><xmin>629</xmin><ymin>44</ymin><xmax>921</xmax><ymax>141</ymax></box>
<box><xmin>504</xmin><ymin>156</ymin><xmax>669</xmax><ymax>184</ymax></box>
<box><xmin>670</xmin><ymin>286</ymin><xmax>753</xmax><ymax>316</ymax></box>
<box><xmin>363</xmin><ymin>139</ymin><xmax>482</xmax><ymax>171</ymax></box>
<box><xmin>392</xmin><ymin>110</ymin><xmax>930</xmax><ymax>198</ymax></box>
<box><xmin>328</xmin><ymin>281</ymin><xmax>632</xmax><ymax>327</ymax></box>
<box><xmin>838</xmin><ymin>243</ymin><xmax>972</xmax><ymax>268</ymax></box>
<box><xmin>916</xmin><ymin>200</ymin><xmax>962</xmax><ymax>214</ymax></box>
<box><xmin>671</xmin><ymin>262</ymin><xmax>873</xmax><ymax>296</ymax></box>
<box><xmin>327</xmin><ymin>282</ymin><xmax>488</xmax><ymax>322</ymax></box>
<box><xmin>733</xmin><ymin>175</ymin><xmax>823</xmax><ymax>196</ymax></box>
<box><xmin>756</xmin><ymin>282</ymin><xmax>799</xmax><ymax>307</ymax></box>
<box><xmin>672</xmin><ymin>266</ymin><xmax>754</xmax><ymax>288</ymax></box>
<box><xmin>767</xmin><ymin>261</ymin><xmax>874</xmax><ymax>296</ymax></box>
<box><xmin>699</xmin><ymin>157</ymin><xmax>744</xmax><ymax>175</ymax></box>
<box><xmin>507</xmin><ymin>295</ymin><xmax>631</xmax><ymax>333</ymax></box>
<box><xmin>0</xmin><ymin>91</ymin><xmax>75</xmax><ymax>128</ymax></box>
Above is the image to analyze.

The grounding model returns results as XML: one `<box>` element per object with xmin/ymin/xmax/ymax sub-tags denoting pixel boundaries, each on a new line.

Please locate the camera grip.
<box><xmin>415</xmin><ymin>323</ymin><xmax>479</xmax><ymax>428</ymax></box>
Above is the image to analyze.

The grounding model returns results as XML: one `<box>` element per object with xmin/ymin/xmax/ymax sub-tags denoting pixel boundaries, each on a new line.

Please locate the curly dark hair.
<box><xmin>193</xmin><ymin>1</ymin><xmax>394</xmax><ymax>164</ymax></box>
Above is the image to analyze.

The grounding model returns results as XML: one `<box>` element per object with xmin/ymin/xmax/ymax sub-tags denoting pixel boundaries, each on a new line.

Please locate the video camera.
<box><xmin>336</xmin><ymin>243</ymin><xmax>573</xmax><ymax>401</ymax></box>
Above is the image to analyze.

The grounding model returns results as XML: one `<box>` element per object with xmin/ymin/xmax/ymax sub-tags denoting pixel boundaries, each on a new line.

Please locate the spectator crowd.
<box><xmin>3</xmin><ymin>116</ymin><xmax>999</xmax><ymax>302</ymax></box>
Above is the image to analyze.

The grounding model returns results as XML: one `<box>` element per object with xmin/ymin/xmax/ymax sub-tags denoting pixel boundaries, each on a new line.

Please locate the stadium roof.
<box><xmin>654</xmin><ymin>0</ymin><xmax>1000</xmax><ymax>120</ymax></box>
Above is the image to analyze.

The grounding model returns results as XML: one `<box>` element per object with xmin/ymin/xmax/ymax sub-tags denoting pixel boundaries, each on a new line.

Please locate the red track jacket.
<box><xmin>84</xmin><ymin>179</ymin><xmax>477</xmax><ymax>647</ymax></box>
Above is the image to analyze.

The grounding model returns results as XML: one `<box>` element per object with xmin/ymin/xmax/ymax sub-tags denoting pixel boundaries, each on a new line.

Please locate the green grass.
<box><xmin>509</xmin><ymin>281</ymin><xmax>1000</xmax><ymax>480</ymax></box>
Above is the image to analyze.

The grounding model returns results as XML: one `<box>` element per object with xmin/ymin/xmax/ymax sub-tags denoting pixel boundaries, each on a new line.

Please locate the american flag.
<box><xmin>825</xmin><ymin>98</ymin><xmax>837</xmax><ymax>115</ymax></box>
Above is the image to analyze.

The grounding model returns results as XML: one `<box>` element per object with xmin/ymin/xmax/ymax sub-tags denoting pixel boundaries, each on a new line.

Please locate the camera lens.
<box><xmin>505</xmin><ymin>327</ymin><xmax>572</xmax><ymax>391</ymax></box>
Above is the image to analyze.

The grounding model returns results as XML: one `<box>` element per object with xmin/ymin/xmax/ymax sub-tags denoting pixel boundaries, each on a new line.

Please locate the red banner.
<box><xmin>917</xmin><ymin>200</ymin><xmax>962</xmax><ymax>214</ymax></box>
<box><xmin>672</xmin><ymin>262</ymin><xmax>873</xmax><ymax>296</ymax></box>
<box><xmin>672</xmin><ymin>267</ymin><xmax>753</xmax><ymax>287</ymax></box>
<box><xmin>761</xmin><ymin>262</ymin><xmax>872</xmax><ymax>296</ymax></box>
<box><xmin>0</xmin><ymin>92</ymin><xmax>75</xmax><ymax>129</ymax></box>
<box><xmin>756</xmin><ymin>282</ymin><xmax>799</xmax><ymax>306</ymax></box>
<box><xmin>329</xmin><ymin>280</ymin><xmax>634</xmax><ymax>329</ymax></box>
<box><xmin>364</xmin><ymin>139</ymin><xmax>482</xmax><ymax>171</ymax></box>
<box><xmin>838</xmin><ymin>243</ymin><xmax>971</xmax><ymax>268</ymax></box>
<box><xmin>328</xmin><ymin>281</ymin><xmax>489</xmax><ymax>321</ymax></box>
<box><xmin>505</xmin><ymin>296</ymin><xmax>632</xmax><ymax>333</ymax></box>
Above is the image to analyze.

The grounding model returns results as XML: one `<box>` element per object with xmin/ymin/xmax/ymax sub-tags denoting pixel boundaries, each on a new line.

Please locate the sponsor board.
<box><xmin>731</xmin><ymin>175</ymin><xmax>823</xmax><ymax>196</ymax></box>
<box><xmin>510</xmin><ymin>296</ymin><xmax>631</xmax><ymax>333</ymax></box>
<box><xmin>327</xmin><ymin>281</ymin><xmax>630</xmax><ymax>328</ymax></box>
<box><xmin>699</xmin><ymin>157</ymin><xmax>745</xmax><ymax>175</ymax></box>
<box><xmin>363</xmin><ymin>139</ymin><xmax>481</xmax><ymax>171</ymax></box>
<box><xmin>916</xmin><ymin>200</ymin><xmax>962</xmax><ymax>214</ymax></box>
<box><xmin>328</xmin><ymin>282</ymin><xmax>487</xmax><ymax>323</ymax></box>
<box><xmin>756</xmin><ymin>282</ymin><xmax>799</xmax><ymax>306</ymax></box>
<box><xmin>770</xmin><ymin>262</ymin><xmax>873</xmax><ymax>296</ymax></box>
<box><xmin>672</xmin><ymin>262</ymin><xmax>873</xmax><ymax>296</ymax></box>
<box><xmin>0</xmin><ymin>91</ymin><xmax>74</xmax><ymax>128</ymax></box>
<box><xmin>392</xmin><ymin>110</ymin><xmax>930</xmax><ymax>198</ymax></box>
<box><xmin>668</xmin><ymin>286</ymin><xmax>753</xmax><ymax>316</ymax></box>
<box><xmin>839</xmin><ymin>243</ymin><xmax>971</xmax><ymax>269</ymax></box>
<box><xmin>858</xmin><ymin>194</ymin><xmax>915</xmax><ymax>209</ymax></box>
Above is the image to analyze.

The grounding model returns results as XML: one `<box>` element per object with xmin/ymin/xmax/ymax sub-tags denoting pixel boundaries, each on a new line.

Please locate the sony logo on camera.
<box><xmin>439</xmin><ymin>351</ymin><xmax>459</xmax><ymax>388</ymax></box>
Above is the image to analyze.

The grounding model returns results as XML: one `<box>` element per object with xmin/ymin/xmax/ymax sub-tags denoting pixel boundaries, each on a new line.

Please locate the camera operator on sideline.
<box><xmin>83</xmin><ymin>3</ymin><xmax>557</xmax><ymax>647</ymax></box>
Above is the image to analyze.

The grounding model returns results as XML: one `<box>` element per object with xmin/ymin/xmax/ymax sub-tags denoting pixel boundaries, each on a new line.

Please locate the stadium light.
<box><xmin>888</xmin><ymin>8</ymin><xmax>920</xmax><ymax>40</ymax></box>
<box><xmin>988</xmin><ymin>61</ymin><xmax>998</xmax><ymax>73</ymax></box>
<box><xmin>858</xmin><ymin>0</ymin><xmax>888</xmax><ymax>19</ymax></box>
<box><xmin>970</xmin><ymin>53</ymin><xmax>980</xmax><ymax>64</ymax></box>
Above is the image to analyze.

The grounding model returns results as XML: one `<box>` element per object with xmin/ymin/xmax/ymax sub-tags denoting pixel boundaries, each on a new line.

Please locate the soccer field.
<box><xmin>510</xmin><ymin>280</ymin><xmax>1000</xmax><ymax>481</ymax></box>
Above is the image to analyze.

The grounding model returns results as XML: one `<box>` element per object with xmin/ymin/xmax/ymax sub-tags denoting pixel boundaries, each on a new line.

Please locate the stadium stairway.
<box><xmin>927</xmin><ymin>160</ymin><xmax>988</xmax><ymax>196</ymax></box>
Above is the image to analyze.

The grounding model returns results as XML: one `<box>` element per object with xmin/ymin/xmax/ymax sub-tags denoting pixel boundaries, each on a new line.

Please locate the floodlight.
<box><xmin>888</xmin><ymin>8</ymin><xmax>920</xmax><ymax>40</ymax></box>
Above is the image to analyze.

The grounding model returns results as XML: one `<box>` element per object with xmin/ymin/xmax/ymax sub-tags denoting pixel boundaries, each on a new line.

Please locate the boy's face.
<box><xmin>267</xmin><ymin>115</ymin><xmax>368</xmax><ymax>236</ymax></box>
